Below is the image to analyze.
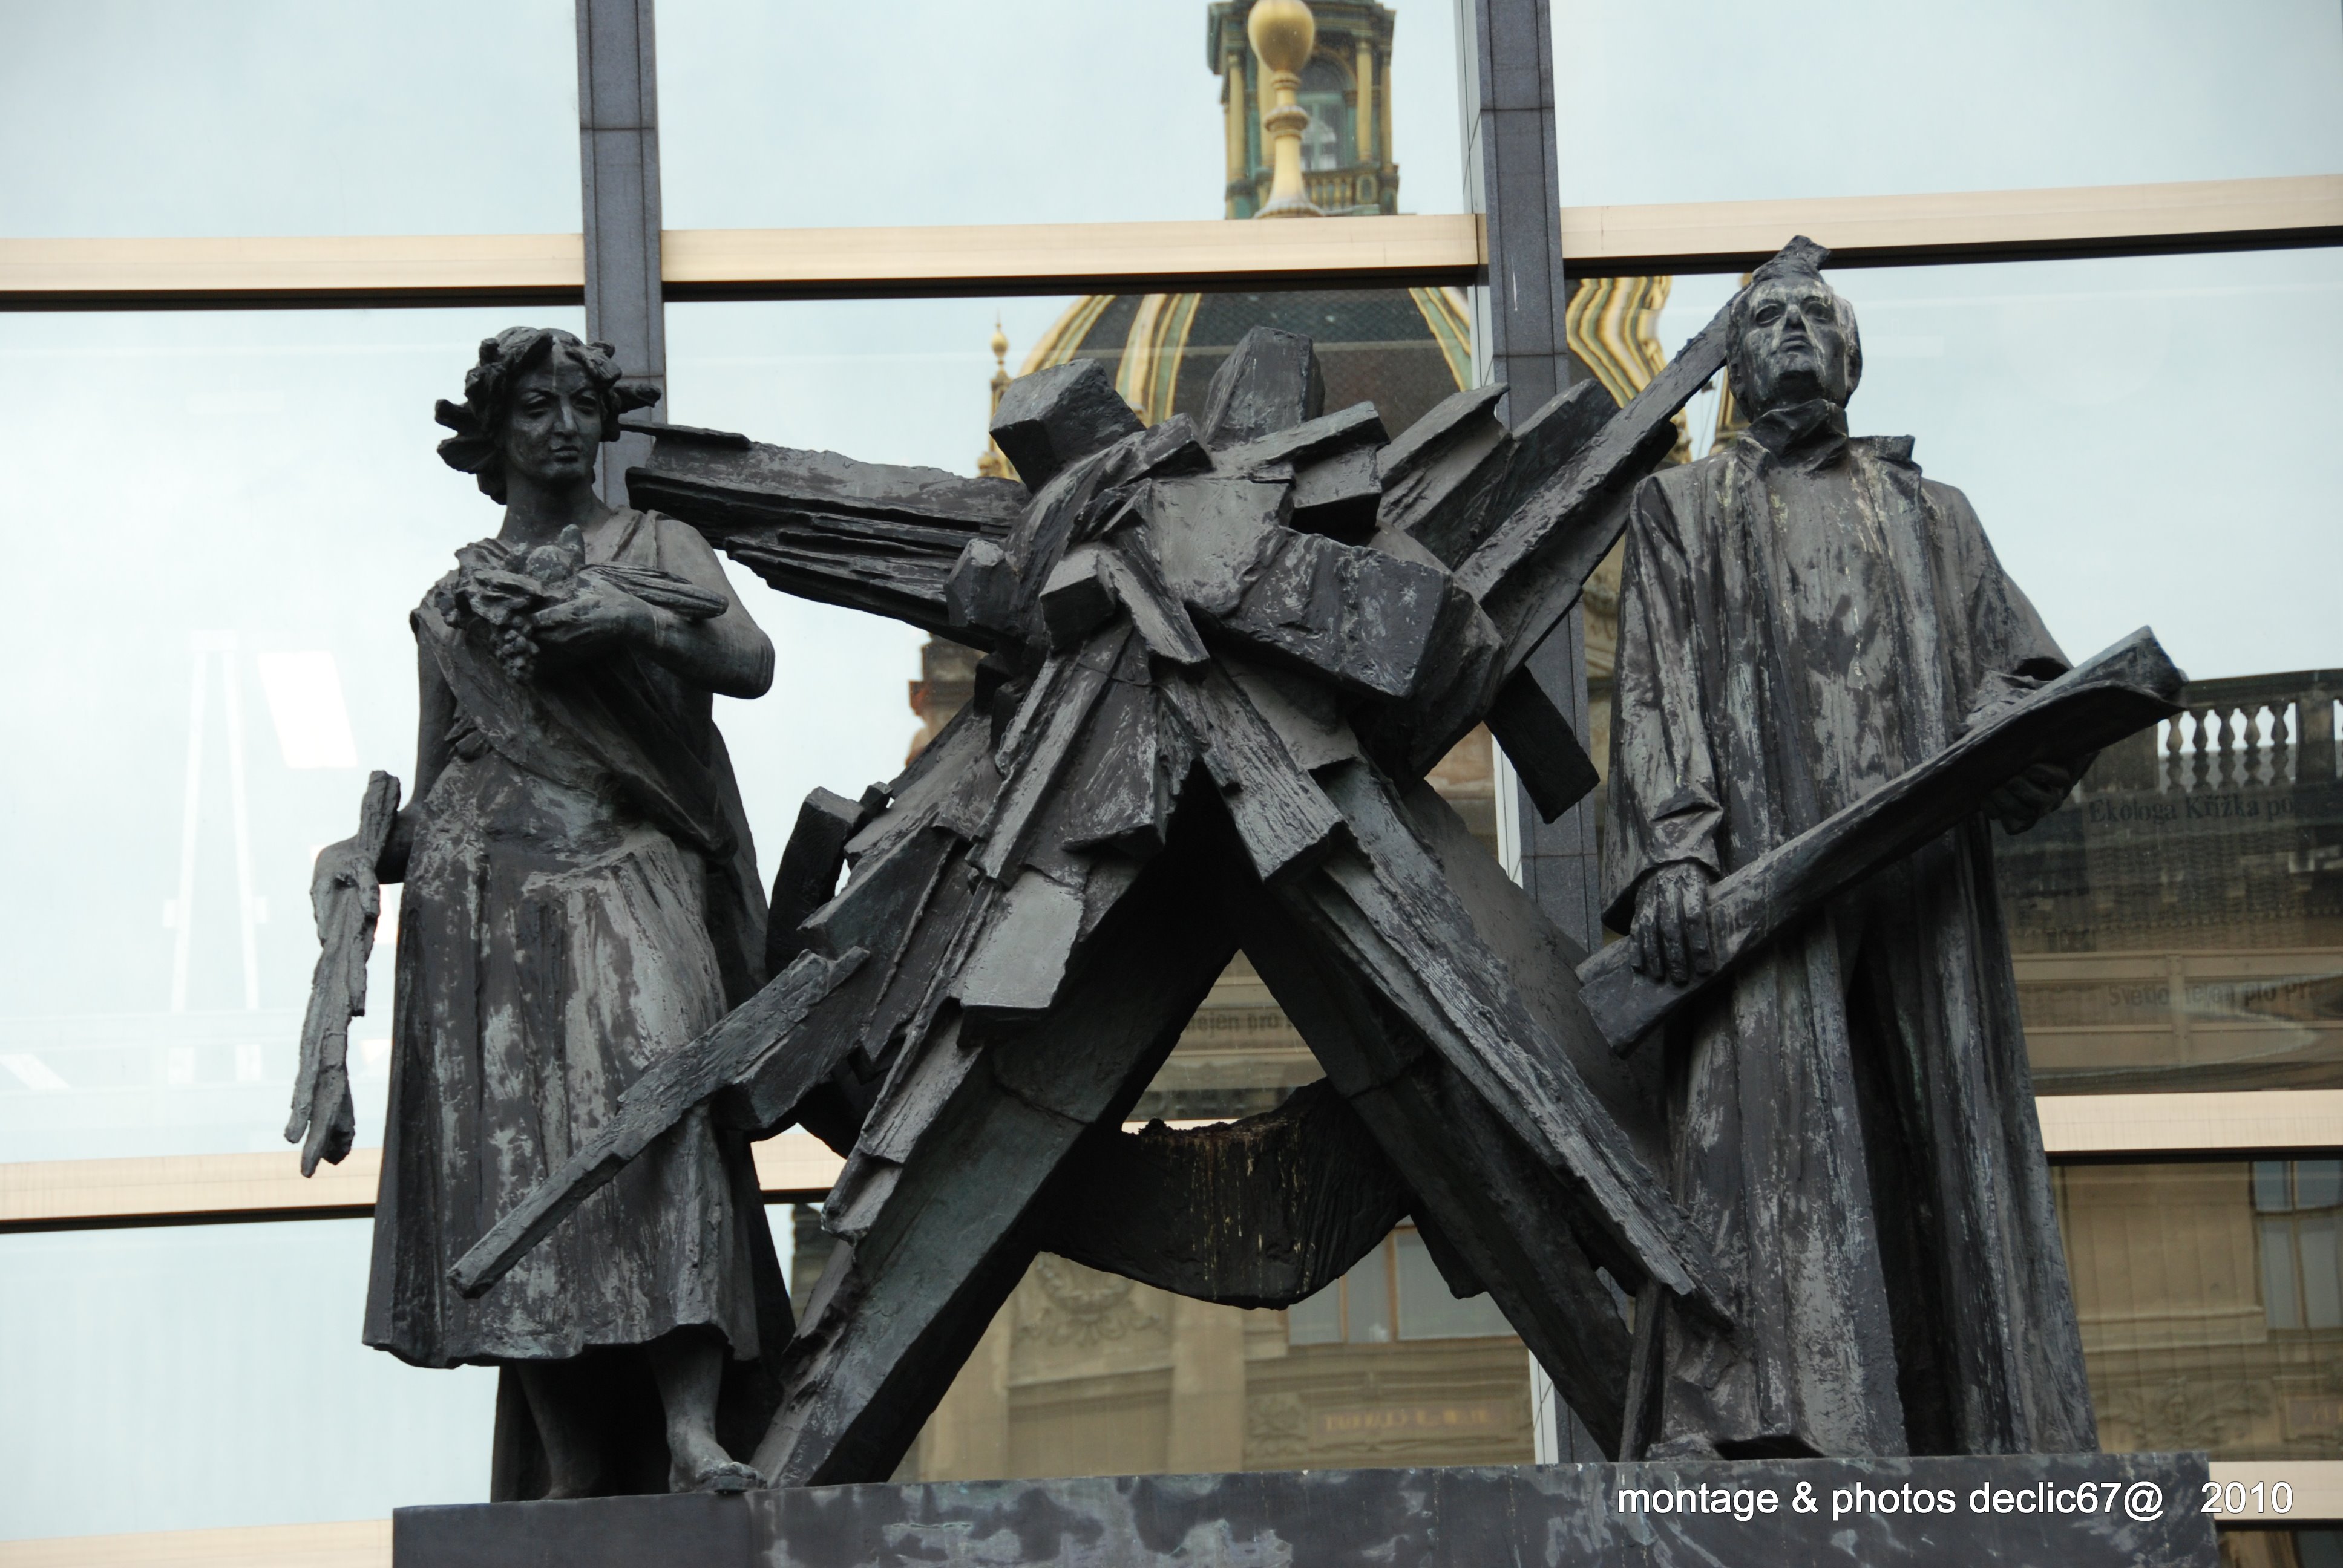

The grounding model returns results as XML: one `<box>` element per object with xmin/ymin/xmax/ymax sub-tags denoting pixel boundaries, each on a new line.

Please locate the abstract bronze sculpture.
<box><xmin>320</xmin><ymin>243</ymin><xmax>2181</xmax><ymax>1497</ymax></box>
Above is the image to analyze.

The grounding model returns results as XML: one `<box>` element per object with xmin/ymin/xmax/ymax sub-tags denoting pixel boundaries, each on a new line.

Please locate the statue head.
<box><xmin>433</xmin><ymin>327</ymin><xmax>660</xmax><ymax>502</ymax></box>
<box><xmin>1727</xmin><ymin>237</ymin><xmax>1863</xmax><ymax>416</ymax></box>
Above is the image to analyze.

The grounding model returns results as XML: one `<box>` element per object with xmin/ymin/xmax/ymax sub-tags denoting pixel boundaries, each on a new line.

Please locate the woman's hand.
<box><xmin>528</xmin><ymin>574</ymin><xmax>656</xmax><ymax>665</ymax></box>
<box><xmin>1630</xmin><ymin>861</ymin><xmax>1717</xmax><ymax>987</ymax></box>
<box><xmin>310</xmin><ymin>836</ymin><xmax>379</xmax><ymax>932</ymax></box>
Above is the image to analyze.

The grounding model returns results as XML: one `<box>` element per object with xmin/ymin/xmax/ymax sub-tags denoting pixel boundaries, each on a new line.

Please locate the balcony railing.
<box><xmin>2085</xmin><ymin>670</ymin><xmax>2341</xmax><ymax>792</ymax></box>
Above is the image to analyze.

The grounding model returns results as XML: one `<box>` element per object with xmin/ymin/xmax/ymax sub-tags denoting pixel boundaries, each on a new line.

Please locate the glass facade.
<box><xmin>0</xmin><ymin>1220</ymin><xmax>497</xmax><ymax>1540</ymax></box>
<box><xmin>0</xmin><ymin>307</ymin><xmax>592</xmax><ymax>1161</ymax></box>
<box><xmin>3</xmin><ymin>0</ymin><xmax>2338</xmax><ymax>1555</ymax></box>
<box><xmin>1553</xmin><ymin>0</ymin><xmax>2343</xmax><ymax>207</ymax></box>
<box><xmin>657</xmin><ymin>0</ymin><xmax>1464</xmax><ymax>229</ymax></box>
<box><xmin>2063</xmin><ymin>1161</ymin><xmax>2343</xmax><ymax>1462</ymax></box>
<box><xmin>782</xmin><ymin>1216</ymin><xmax>1530</xmax><ymax>1483</ymax></box>
<box><xmin>0</xmin><ymin>1</ymin><xmax>580</xmax><ymax>238</ymax></box>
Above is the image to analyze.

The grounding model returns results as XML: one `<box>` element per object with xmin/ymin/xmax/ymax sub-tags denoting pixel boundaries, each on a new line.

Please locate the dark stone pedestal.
<box><xmin>396</xmin><ymin>1452</ymin><xmax>2218</xmax><ymax>1566</ymax></box>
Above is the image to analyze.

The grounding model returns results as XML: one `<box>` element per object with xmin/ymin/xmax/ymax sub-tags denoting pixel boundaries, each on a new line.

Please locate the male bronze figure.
<box><xmin>1602</xmin><ymin>240</ymin><xmax>2101</xmax><ymax>1459</ymax></box>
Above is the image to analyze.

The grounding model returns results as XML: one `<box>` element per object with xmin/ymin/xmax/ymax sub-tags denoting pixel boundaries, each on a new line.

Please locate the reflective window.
<box><xmin>0</xmin><ymin>1</ymin><xmax>580</xmax><ymax>238</ymax></box>
<box><xmin>0</xmin><ymin>1220</ymin><xmax>496</xmax><ymax>1541</ymax></box>
<box><xmin>2060</xmin><ymin>1161</ymin><xmax>2343</xmax><ymax>1461</ymax></box>
<box><xmin>0</xmin><ymin>1207</ymin><xmax>799</xmax><ymax>1543</ymax></box>
<box><xmin>657</xmin><ymin>0</ymin><xmax>1461</xmax><ymax>227</ymax></box>
<box><xmin>0</xmin><ymin>307</ymin><xmax>923</xmax><ymax>1163</ymax></box>
<box><xmin>2223</xmin><ymin>1530</ymin><xmax>2343</xmax><ymax>1568</ymax></box>
<box><xmin>1555</xmin><ymin>0</ymin><xmax>2343</xmax><ymax>207</ymax></box>
<box><xmin>867</xmin><ymin>1240</ymin><xmax>1535</xmax><ymax>1481</ymax></box>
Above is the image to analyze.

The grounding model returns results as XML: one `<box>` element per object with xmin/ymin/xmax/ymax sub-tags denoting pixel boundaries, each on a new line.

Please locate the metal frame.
<box><xmin>577</xmin><ymin>0</ymin><xmax>667</xmax><ymax>503</ymax></box>
<box><xmin>2</xmin><ymin>177</ymin><xmax>2335</xmax><ymax>308</ymax></box>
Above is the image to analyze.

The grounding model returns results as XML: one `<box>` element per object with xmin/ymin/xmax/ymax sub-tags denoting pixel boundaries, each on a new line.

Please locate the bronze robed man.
<box><xmin>1604</xmin><ymin>241</ymin><xmax>2100</xmax><ymax>1459</ymax></box>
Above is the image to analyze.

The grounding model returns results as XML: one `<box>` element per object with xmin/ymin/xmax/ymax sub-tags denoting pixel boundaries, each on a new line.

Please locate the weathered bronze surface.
<box><xmin>320</xmin><ymin>243</ymin><xmax>2172</xmax><ymax>1500</ymax></box>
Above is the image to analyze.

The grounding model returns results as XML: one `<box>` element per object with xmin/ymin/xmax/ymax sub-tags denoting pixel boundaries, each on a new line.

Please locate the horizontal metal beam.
<box><xmin>2034</xmin><ymin>1089</ymin><xmax>2343</xmax><ymax>1161</ymax></box>
<box><xmin>3</xmin><ymin>177</ymin><xmax>2334</xmax><ymax>309</ymax></box>
<box><xmin>661</xmin><ymin>214</ymin><xmax>1483</xmax><ymax>299</ymax></box>
<box><xmin>6</xmin><ymin>1094</ymin><xmax>2334</xmax><ymax>1232</ymax></box>
<box><xmin>0</xmin><ymin>1518</ymin><xmax>393</xmax><ymax>1568</ymax></box>
<box><xmin>0</xmin><ymin>216</ymin><xmax>1483</xmax><ymax>310</ymax></box>
<box><xmin>0</xmin><ymin>1133</ymin><xmax>845</xmax><ymax>1232</ymax></box>
<box><xmin>1562</xmin><ymin>174</ymin><xmax>2343</xmax><ymax>275</ymax></box>
<box><xmin>0</xmin><ymin>232</ymin><xmax>588</xmax><ymax>310</ymax></box>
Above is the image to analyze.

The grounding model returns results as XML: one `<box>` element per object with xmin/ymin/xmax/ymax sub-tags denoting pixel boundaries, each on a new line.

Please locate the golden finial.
<box><xmin>1250</xmin><ymin>0</ymin><xmax>1323</xmax><ymax>219</ymax></box>
<box><xmin>977</xmin><ymin>318</ymin><xmax>1015</xmax><ymax>480</ymax></box>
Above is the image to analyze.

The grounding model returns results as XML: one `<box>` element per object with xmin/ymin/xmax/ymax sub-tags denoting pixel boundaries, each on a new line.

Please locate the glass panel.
<box><xmin>1343</xmin><ymin>1244</ymin><xmax>1395</xmax><ymax>1345</ymax></box>
<box><xmin>0</xmin><ymin>1220</ymin><xmax>496</xmax><ymax>1541</ymax></box>
<box><xmin>2221</xmin><ymin>1532</ymin><xmax>2343</xmax><ymax>1568</ymax></box>
<box><xmin>2305</xmin><ymin>1162</ymin><xmax>2343</xmax><ymax>1210</ymax></box>
<box><xmin>2301</xmin><ymin>1217</ymin><xmax>2342</xmax><ymax>1332</ymax></box>
<box><xmin>1288</xmin><ymin>1282</ymin><xmax>1343</xmax><ymax>1346</ymax></box>
<box><xmin>1555</xmin><ymin>0</ymin><xmax>2343</xmax><ymax>206</ymax></box>
<box><xmin>2060</xmin><ymin>1163</ymin><xmax>2343</xmax><ymax>1459</ymax></box>
<box><xmin>883</xmin><ymin>1242</ymin><xmax>1531</xmax><ymax>1480</ymax></box>
<box><xmin>0</xmin><ymin>305</ymin><xmax>931</xmax><ymax>1163</ymax></box>
<box><xmin>2266</xmin><ymin>1220</ymin><xmax>2306</xmax><ymax>1332</ymax></box>
<box><xmin>0</xmin><ymin>2</ymin><xmax>579</xmax><ymax>238</ymax></box>
<box><xmin>2259</xmin><ymin>1163</ymin><xmax>2298</xmax><ymax>1214</ymax></box>
<box><xmin>657</xmin><ymin>0</ymin><xmax>1463</xmax><ymax>227</ymax></box>
<box><xmin>1395</xmin><ymin>1228</ymin><xmax>1514</xmax><ymax>1341</ymax></box>
<box><xmin>1571</xmin><ymin>249</ymin><xmax>2343</xmax><ymax>1091</ymax></box>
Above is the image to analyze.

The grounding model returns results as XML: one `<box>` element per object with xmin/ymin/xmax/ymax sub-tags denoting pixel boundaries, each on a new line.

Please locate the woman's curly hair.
<box><xmin>433</xmin><ymin>327</ymin><xmax>661</xmax><ymax>502</ymax></box>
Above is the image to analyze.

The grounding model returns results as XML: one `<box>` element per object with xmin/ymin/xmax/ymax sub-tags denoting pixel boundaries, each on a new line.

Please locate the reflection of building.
<box><xmin>1997</xmin><ymin>675</ymin><xmax>2343</xmax><ymax>1093</ymax></box>
<box><xmin>1208</xmin><ymin>1</ymin><xmax>1400</xmax><ymax>219</ymax></box>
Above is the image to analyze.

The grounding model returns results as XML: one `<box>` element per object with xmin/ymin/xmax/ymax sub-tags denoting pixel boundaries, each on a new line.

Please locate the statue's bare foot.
<box><xmin>669</xmin><ymin>1431</ymin><xmax>761</xmax><ymax>1494</ymax></box>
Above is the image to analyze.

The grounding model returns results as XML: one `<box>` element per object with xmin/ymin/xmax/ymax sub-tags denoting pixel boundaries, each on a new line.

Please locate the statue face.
<box><xmin>501</xmin><ymin>354</ymin><xmax>605</xmax><ymax>489</ymax></box>
<box><xmin>1735</xmin><ymin>275</ymin><xmax>1855</xmax><ymax>412</ymax></box>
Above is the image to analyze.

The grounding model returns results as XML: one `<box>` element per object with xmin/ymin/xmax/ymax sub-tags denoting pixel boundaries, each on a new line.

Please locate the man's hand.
<box><xmin>528</xmin><ymin>573</ymin><xmax>656</xmax><ymax>665</ymax></box>
<box><xmin>1630</xmin><ymin>861</ymin><xmax>1716</xmax><ymax>987</ymax></box>
<box><xmin>1981</xmin><ymin>760</ymin><xmax>2079</xmax><ymax>835</ymax></box>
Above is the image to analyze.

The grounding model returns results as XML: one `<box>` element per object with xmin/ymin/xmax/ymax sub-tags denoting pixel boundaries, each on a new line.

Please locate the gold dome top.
<box><xmin>1247</xmin><ymin>0</ymin><xmax>1315</xmax><ymax>77</ymax></box>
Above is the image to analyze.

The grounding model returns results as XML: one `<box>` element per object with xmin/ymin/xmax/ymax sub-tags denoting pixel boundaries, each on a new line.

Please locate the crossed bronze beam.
<box><xmin>443</xmin><ymin>241</ymin><xmax>2183</xmax><ymax>1484</ymax></box>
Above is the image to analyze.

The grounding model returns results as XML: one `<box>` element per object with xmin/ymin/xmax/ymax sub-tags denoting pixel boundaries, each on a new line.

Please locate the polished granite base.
<box><xmin>395</xmin><ymin>1451</ymin><xmax>2218</xmax><ymax>1566</ymax></box>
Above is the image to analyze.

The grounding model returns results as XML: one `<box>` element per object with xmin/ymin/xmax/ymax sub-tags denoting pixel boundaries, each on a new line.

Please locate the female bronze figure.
<box><xmin>316</xmin><ymin>328</ymin><xmax>786</xmax><ymax>1496</ymax></box>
